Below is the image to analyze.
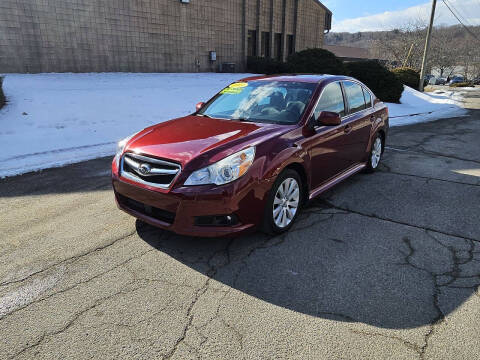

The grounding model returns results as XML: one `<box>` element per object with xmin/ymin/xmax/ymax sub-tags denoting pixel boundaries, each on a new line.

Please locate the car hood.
<box><xmin>125</xmin><ymin>115</ymin><xmax>287</xmax><ymax>166</ymax></box>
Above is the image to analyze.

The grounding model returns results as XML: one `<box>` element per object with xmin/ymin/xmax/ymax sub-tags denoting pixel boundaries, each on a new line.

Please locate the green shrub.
<box><xmin>286</xmin><ymin>48</ymin><xmax>345</xmax><ymax>75</ymax></box>
<box><xmin>449</xmin><ymin>82</ymin><xmax>474</xmax><ymax>88</ymax></box>
<box><xmin>247</xmin><ymin>56</ymin><xmax>291</xmax><ymax>74</ymax></box>
<box><xmin>392</xmin><ymin>67</ymin><xmax>420</xmax><ymax>90</ymax></box>
<box><xmin>345</xmin><ymin>60</ymin><xmax>404</xmax><ymax>103</ymax></box>
<box><xmin>0</xmin><ymin>77</ymin><xmax>5</xmax><ymax>110</ymax></box>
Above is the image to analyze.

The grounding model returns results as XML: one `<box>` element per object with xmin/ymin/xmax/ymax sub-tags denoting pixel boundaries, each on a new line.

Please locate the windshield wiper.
<box><xmin>196</xmin><ymin>113</ymin><xmax>213</xmax><ymax>118</ymax></box>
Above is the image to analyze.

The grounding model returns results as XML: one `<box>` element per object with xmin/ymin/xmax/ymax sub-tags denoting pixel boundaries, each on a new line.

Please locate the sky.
<box><xmin>323</xmin><ymin>0</ymin><xmax>480</xmax><ymax>32</ymax></box>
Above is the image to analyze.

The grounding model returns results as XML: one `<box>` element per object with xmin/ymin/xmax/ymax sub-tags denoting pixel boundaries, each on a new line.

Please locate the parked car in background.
<box><xmin>429</xmin><ymin>77</ymin><xmax>447</xmax><ymax>85</ymax></box>
<box><xmin>424</xmin><ymin>74</ymin><xmax>435</xmax><ymax>83</ymax></box>
<box><xmin>112</xmin><ymin>75</ymin><xmax>389</xmax><ymax>237</ymax></box>
<box><xmin>436</xmin><ymin>77</ymin><xmax>447</xmax><ymax>85</ymax></box>
<box><xmin>473</xmin><ymin>77</ymin><xmax>480</xmax><ymax>85</ymax></box>
<box><xmin>449</xmin><ymin>76</ymin><xmax>465</xmax><ymax>85</ymax></box>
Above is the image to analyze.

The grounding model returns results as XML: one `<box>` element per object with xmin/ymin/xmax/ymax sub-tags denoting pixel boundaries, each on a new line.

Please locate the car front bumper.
<box><xmin>112</xmin><ymin>168</ymin><xmax>271</xmax><ymax>238</ymax></box>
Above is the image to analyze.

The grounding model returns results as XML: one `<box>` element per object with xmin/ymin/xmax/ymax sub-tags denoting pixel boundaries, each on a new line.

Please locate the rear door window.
<box><xmin>313</xmin><ymin>82</ymin><xmax>346</xmax><ymax>120</ymax></box>
<box><xmin>344</xmin><ymin>81</ymin><xmax>366</xmax><ymax>114</ymax></box>
<box><xmin>363</xmin><ymin>87</ymin><xmax>372</xmax><ymax>108</ymax></box>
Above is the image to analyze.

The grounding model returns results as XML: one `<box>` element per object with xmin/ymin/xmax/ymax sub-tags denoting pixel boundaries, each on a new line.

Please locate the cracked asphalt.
<box><xmin>1</xmin><ymin>91</ymin><xmax>480</xmax><ymax>359</ymax></box>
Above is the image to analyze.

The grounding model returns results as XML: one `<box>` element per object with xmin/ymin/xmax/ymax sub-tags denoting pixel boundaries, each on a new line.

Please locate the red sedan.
<box><xmin>112</xmin><ymin>75</ymin><xmax>389</xmax><ymax>237</ymax></box>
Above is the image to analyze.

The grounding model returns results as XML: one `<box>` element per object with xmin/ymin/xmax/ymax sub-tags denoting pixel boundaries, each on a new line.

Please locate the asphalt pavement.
<box><xmin>1</xmin><ymin>89</ymin><xmax>479</xmax><ymax>359</ymax></box>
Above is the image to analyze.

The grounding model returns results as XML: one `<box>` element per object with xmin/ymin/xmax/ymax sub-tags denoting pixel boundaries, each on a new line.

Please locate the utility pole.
<box><xmin>419</xmin><ymin>0</ymin><xmax>437</xmax><ymax>91</ymax></box>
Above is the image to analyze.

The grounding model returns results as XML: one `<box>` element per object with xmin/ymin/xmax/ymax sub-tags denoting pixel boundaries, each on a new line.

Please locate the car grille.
<box><xmin>117</xmin><ymin>194</ymin><xmax>176</xmax><ymax>224</ymax></box>
<box><xmin>121</xmin><ymin>153</ymin><xmax>181</xmax><ymax>189</ymax></box>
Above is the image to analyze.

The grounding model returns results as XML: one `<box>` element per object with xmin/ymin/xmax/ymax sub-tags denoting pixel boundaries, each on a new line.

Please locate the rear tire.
<box><xmin>365</xmin><ymin>134</ymin><xmax>383</xmax><ymax>173</ymax></box>
<box><xmin>262</xmin><ymin>169</ymin><xmax>303</xmax><ymax>235</ymax></box>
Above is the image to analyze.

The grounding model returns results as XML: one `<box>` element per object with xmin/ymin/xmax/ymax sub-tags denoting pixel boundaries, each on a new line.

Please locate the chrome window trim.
<box><xmin>362</xmin><ymin>86</ymin><xmax>374</xmax><ymax>109</ymax></box>
<box><xmin>309</xmin><ymin>79</ymin><xmax>374</xmax><ymax>124</ymax></box>
<box><xmin>310</xmin><ymin>81</ymin><xmax>346</xmax><ymax>121</ymax></box>
<box><xmin>120</xmin><ymin>153</ymin><xmax>182</xmax><ymax>190</ymax></box>
<box><xmin>310</xmin><ymin>79</ymin><xmax>374</xmax><ymax>131</ymax></box>
<box><xmin>310</xmin><ymin>81</ymin><xmax>348</xmax><ymax>131</ymax></box>
<box><xmin>342</xmin><ymin>80</ymin><xmax>373</xmax><ymax>116</ymax></box>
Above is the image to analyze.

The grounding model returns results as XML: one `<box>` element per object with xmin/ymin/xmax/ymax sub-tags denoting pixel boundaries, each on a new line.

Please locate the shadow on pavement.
<box><xmin>135</xmin><ymin>195</ymin><xmax>480</xmax><ymax>330</ymax></box>
<box><xmin>0</xmin><ymin>157</ymin><xmax>113</xmax><ymax>198</ymax></box>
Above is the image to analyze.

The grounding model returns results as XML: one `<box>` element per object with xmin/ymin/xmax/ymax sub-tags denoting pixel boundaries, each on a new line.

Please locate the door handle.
<box><xmin>344</xmin><ymin>124</ymin><xmax>352</xmax><ymax>134</ymax></box>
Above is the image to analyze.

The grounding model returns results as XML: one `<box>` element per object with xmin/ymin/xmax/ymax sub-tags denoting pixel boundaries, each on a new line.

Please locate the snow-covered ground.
<box><xmin>0</xmin><ymin>73</ymin><xmax>252</xmax><ymax>177</ymax></box>
<box><xmin>386</xmin><ymin>86</ymin><xmax>468</xmax><ymax>126</ymax></box>
<box><xmin>0</xmin><ymin>74</ymin><xmax>473</xmax><ymax>177</ymax></box>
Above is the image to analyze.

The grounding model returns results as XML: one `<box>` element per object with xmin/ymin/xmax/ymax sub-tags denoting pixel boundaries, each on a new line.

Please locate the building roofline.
<box><xmin>310</xmin><ymin>0</ymin><xmax>332</xmax><ymax>15</ymax></box>
<box><xmin>308</xmin><ymin>1</ymin><xmax>332</xmax><ymax>31</ymax></box>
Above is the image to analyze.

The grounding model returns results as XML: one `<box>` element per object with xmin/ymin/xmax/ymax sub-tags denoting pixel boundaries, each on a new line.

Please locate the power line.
<box><xmin>442</xmin><ymin>0</ymin><xmax>480</xmax><ymax>42</ymax></box>
<box><xmin>444</xmin><ymin>0</ymin><xmax>472</xmax><ymax>26</ymax></box>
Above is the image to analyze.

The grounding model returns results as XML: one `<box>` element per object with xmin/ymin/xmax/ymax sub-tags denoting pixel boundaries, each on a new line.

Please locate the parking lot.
<box><xmin>1</xmin><ymin>91</ymin><xmax>479</xmax><ymax>359</ymax></box>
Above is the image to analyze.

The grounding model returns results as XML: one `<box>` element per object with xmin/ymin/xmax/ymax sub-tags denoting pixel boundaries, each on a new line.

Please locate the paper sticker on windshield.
<box><xmin>220</xmin><ymin>82</ymin><xmax>248</xmax><ymax>94</ymax></box>
<box><xmin>229</xmin><ymin>82</ymin><xmax>248</xmax><ymax>89</ymax></box>
<box><xmin>220</xmin><ymin>88</ymin><xmax>243</xmax><ymax>95</ymax></box>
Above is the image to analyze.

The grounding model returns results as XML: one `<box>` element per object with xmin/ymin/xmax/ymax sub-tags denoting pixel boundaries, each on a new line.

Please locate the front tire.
<box><xmin>365</xmin><ymin>134</ymin><xmax>383</xmax><ymax>173</ymax></box>
<box><xmin>262</xmin><ymin>169</ymin><xmax>303</xmax><ymax>235</ymax></box>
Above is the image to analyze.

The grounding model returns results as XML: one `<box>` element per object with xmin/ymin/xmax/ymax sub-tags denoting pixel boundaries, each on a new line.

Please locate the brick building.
<box><xmin>0</xmin><ymin>0</ymin><xmax>332</xmax><ymax>73</ymax></box>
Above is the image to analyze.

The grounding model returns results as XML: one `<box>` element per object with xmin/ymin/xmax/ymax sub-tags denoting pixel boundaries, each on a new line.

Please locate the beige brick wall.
<box><xmin>0</xmin><ymin>0</ymin><xmax>327</xmax><ymax>73</ymax></box>
<box><xmin>285</xmin><ymin>0</ymin><xmax>296</xmax><ymax>36</ymax></box>
<box><xmin>273</xmin><ymin>0</ymin><xmax>283</xmax><ymax>34</ymax></box>
<box><xmin>296</xmin><ymin>0</ymin><xmax>325</xmax><ymax>51</ymax></box>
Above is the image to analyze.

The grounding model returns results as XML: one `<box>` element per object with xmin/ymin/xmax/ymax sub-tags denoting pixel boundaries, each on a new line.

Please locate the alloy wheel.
<box><xmin>371</xmin><ymin>137</ymin><xmax>382</xmax><ymax>169</ymax></box>
<box><xmin>273</xmin><ymin>177</ymin><xmax>300</xmax><ymax>228</ymax></box>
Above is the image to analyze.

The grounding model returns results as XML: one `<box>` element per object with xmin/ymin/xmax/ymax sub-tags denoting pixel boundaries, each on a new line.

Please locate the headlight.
<box><xmin>115</xmin><ymin>131</ymin><xmax>141</xmax><ymax>167</ymax></box>
<box><xmin>185</xmin><ymin>147</ymin><xmax>256</xmax><ymax>186</ymax></box>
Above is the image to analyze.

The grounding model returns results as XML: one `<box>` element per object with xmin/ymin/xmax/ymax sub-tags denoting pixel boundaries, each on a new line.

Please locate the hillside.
<box><xmin>325</xmin><ymin>24</ymin><xmax>480</xmax><ymax>48</ymax></box>
<box><xmin>325</xmin><ymin>25</ymin><xmax>480</xmax><ymax>77</ymax></box>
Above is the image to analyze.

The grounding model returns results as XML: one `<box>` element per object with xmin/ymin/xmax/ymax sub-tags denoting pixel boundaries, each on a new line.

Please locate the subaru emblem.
<box><xmin>138</xmin><ymin>163</ymin><xmax>151</xmax><ymax>175</ymax></box>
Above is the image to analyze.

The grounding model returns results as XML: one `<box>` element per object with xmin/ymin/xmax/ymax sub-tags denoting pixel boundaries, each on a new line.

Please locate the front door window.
<box><xmin>313</xmin><ymin>82</ymin><xmax>346</xmax><ymax>121</ymax></box>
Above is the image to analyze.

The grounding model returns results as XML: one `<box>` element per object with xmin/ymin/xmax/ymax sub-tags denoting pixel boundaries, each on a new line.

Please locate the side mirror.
<box><xmin>318</xmin><ymin>111</ymin><xmax>341</xmax><ymax>126</ymax></box>
<box><xmin>196</xmin><ymin>102</ymin><xmax>205</xmax><ymax>112</ymax></box>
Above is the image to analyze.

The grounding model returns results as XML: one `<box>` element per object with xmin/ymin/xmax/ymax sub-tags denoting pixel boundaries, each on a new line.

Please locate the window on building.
<box><xmin>287</xmin><ymin>35</ymin><xmax>295</xmax><ymax>55</ymax></box>
<box><xmin>261</xmin><ymin>32</ymin><xmax>271</xmax><ymax>58</ymax></box>
<box><xmin>248</xmin><ymin>30</ymin><xmax>257</xmax><ymax>57</ymax></box>
<box><xmin>274</xmin><ymin>33</ymin><xmax>282</xmax><ymax>60</ymax></box>
<box><xmin>325</xmin><ymin>12</ymin><xmax>332</xmax><ymax>31</ymax></box>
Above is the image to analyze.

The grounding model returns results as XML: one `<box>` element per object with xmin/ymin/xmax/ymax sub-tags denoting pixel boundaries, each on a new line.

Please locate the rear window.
<box><xmin>363</xmin><ymin>87</ymin><xmax>372</xmax><ymax>108</ymax></box>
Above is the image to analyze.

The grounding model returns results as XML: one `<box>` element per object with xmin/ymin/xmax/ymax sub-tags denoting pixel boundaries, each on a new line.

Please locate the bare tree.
<box><xmin>454</xmin><ymin>27</ymin><xmax>480</xmax><ymax>80</ymax></box>
<box><xmin>372</xmin><ymin>19</ymin><xmax>427</xmax><ymax>70</ymax></box>
<box><xmin>330</xmin><ymin>23</ymin><xmax>480</xmax><ymax>79</ymax></box>
<box><xmin>429</xmin><ymin>27</ymin><xmax>456</xmax><ymax>77</ymax></box>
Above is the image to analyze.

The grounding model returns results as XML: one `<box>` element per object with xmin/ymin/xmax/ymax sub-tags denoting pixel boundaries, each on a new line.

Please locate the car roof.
<box><xmin>238</xmin><ymin>74</ymin><xmax>355</xmax><ymax>84</ymax></box>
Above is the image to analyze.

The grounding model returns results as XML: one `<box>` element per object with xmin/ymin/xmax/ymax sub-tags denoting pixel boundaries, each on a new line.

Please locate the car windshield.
<box><xmin>198</xmin><ymin>81</ymin><xmax>317</xmax><ymax>124</ymax></box>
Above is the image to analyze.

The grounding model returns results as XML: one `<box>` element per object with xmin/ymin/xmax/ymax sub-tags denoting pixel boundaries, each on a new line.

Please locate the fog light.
<box><xmin>195</xmin><ymin>214</ymin><xmax>239</xmax><ymax>227</ymax></box>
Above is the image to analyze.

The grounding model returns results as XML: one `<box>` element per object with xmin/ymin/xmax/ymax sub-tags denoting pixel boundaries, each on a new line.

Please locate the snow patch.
<box><xmin>386</xmin><ymin>86</ymin><xmax>469</xmax><ymax>127</ymax></box>
<box><xmin>0</xmin><ymin>73</ymin><xmax>253</xmax><ymax>177</ymax></box>
<box><xmin>0</xmin><ymin>76</ymin><xmax>474</xmax><ymax>177</ymax></box>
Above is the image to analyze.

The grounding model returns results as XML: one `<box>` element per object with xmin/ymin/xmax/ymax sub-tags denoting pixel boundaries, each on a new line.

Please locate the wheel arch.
<box><xmin>377</xmin><ymin>129</ymin><xmax>386</xmax><ymax>153</ymax></box>
<box><xmin>283</xmin><ymin>162</ymin><xmax>310</xmax><ymax>205</ymax></box>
